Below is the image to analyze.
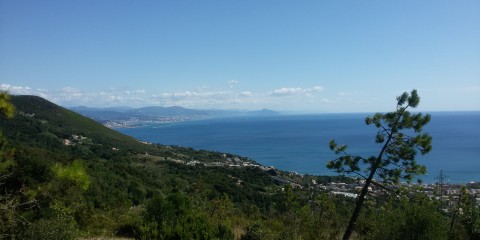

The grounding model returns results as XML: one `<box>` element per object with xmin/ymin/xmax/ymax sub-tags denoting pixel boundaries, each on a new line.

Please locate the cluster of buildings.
<box><xmin>63</xmin><ymin>134</ymin><xmax>88</xmax><ymax>146</ymax></box>
<box><xmin>186</xmin><ymin>154</ymin><xmax>275</xmax><ymax>172</ymax></box>
<box><xmin>141</xmin><ymin>147</ymin><xmax>480</xmax><ymax>209</ymax></box>
<box><xmin>104</xmin><ymin>116</ymin><xmax>205</xmax><ymax>128</ymax></box>
<box><xmin>314</xmin><ymin>178</ymin><xmax>480</xmax><ymax>208</ymax></box>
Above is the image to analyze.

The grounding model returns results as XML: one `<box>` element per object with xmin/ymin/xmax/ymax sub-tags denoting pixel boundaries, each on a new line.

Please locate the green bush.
<box><xmin>137</xmin><ymin>193</ymin><xmax>233</xmax><ymax>239</ymax></box>
<box><xmin>20</xmin><ymin>214</ymin><xmax>79</xmax><ymax>240</ymax></box>
<box><xmin>360</xmin><ymin>197</ymin><xmax>449</xmax><ymax>240</ymax></box>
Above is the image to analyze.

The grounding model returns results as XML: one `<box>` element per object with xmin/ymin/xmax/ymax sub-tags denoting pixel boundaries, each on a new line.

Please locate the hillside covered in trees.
<box><xmin>0</xmin><ymin>95</ymin><xmax>479</xmax><ymax>239</ymax></box>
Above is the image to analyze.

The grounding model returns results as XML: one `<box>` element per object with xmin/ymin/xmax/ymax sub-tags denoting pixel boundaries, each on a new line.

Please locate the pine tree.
<box><xmin>327</xmin><ymin>89</ymin><xmax>432</xmax><ymax>240</ymax></box>
<box><xmin>0</xmin><ymin>91</ymin><xmax>18</xmax><ymax>237</ymax></box>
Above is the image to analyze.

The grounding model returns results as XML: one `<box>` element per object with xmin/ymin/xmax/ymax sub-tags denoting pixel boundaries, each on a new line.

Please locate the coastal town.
<box><xmin>103</xmin><ymin>116</ymin><xmax>205</xmax><ymax>128</ymax></box>
<box><xmin>62</xmin><ymin>134</ymin><xmax>480</xmax><ymax>211</ymax></box>
<box><xmin>173</xmin><ymin>149</ymin><xmax>480</xmax><ymax>209</ymax></box>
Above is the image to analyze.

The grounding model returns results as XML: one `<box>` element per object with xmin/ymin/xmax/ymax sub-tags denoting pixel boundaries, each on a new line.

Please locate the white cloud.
<box><xmin>0</xmin><ymin>83</ymin><xmax>330</xmax><ymax>110</ymax></box>
<box><xmin>107</xmin><ymin>95</ymin><xmax>123</xmax><ymax>101</ymax></box>
<box><xmin>309</xmin><ymin>86</ymin><xmax>324</xmax><ymax>92</ymax></box>
<box><xmin>62</xmin><ymin>86</ymin><xmax>79</xmax><ymax>93</ymax></box>
<box><xmin>125</xmin><ymin>89</ymin><xmax>146</xmax><ymax>95</ymax></box>
<box><xmin>61</xmin><ymin>87</ymin><xmax>83</xmax><ymax>98</ymax></box>
<box><xmin>272</xmin><ymin>87</ymin><xmax>303</xmax><ymax>96</ymax></box>
<box><xmin>0</xmin><ymin>84</ymin><xmax>34</xmax><ymax>95</ymax></box>
<box><xmin>240</xmin><ymin>91</ymin><xmax>252</xmax><ymax>96</ymax></box>
<box><xmin>337</xmin><ymin>91</ymin><xmax>358</xmax><ymax>97</ymax></box>
<box><xmin>147</xmin><ymin>89</ymin><xmax>239</xmax><ymax>108</ymax></box>
<box><xmin>271</xmin><ymin>86</ymin><xmax>324</xmax><ymax>96</ymax></box>
<box><xmin>158</xmin><ymin>90</ymin><xmax>230</xmax><ymax>100</ymax></box>
<box><xmin>228</xmin><ymin>80</ymin><xmax>239</xmax><ymax>89</ymax></box>
<box><xmin>321</xmin><ymin>98</ymin><xmax>332</xmax><ymax>103</ymax></box>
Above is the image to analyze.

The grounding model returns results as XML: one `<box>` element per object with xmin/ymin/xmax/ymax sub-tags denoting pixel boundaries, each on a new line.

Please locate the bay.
<box><xmin>117</xmin><ymin>112</ymin><xmax>480</xmax><ymax>183</ymax></box>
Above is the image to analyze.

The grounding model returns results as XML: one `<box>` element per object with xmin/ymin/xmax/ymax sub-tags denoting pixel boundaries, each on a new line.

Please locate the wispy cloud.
<box><xmin>271</xmin><ymin>86</ymin><xmax>324</xmax><ymax>97</ymax></box>
<box><xmin>337</xmin><ymin>91</ymin><xmax>358</xmax><ymax>97</ymax></box>
<box><xmin>0</xmin><ymin>83</ymin><xmax>334</xmax><ymax>111</ymax></box>
<box><xmin>240</xmin><ymin>91</ymin><xmax>252</xmax><ymax>96</ymax></box>
<box><xmin>1</xmin><ymin>84</ymin><xmax>33</xmax><ymax>95</ymax></box>
<box><xmin>228</xmin><ymin>80</ymin><xmax>239</xmax><ymax>89</ymax></box>
<box><xmin>125</xmin><ymin>89</ymin><xmax>146</xmax><ymax>95</ymax></box>
<box><xmin>60</xmin><ymin>87</ymin><xmax>83</xmax><ymax>100</ymax></box>
<box><xmin>271</xmin><ymin>87</ymin><xmax>302</xmax><ymax>96</ymax></box>
<box><xmin>0</xmin><ymin>84</ymin><xmax>150</xmax><ymax>107</ymax></box>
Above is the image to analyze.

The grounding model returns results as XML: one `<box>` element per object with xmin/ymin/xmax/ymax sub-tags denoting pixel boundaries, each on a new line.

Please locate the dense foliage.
<box><xmin>0</xmin><ymin>94</ymin><xmax>478</xmax><ymax>239</ymax></box>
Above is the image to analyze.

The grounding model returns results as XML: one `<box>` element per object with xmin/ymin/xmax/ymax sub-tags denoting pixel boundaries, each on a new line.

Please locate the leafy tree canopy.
<box><xmin>328</xmin><ymin>89</ymin><xmax>432</xmax><ymax>184</ymax></box>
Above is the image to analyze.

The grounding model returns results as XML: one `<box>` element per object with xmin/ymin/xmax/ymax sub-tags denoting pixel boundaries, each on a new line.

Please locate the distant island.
<box><xmin>71</xmin><ymin>106</ymin><xmax>279</xmax><ymax>128</ymax></box>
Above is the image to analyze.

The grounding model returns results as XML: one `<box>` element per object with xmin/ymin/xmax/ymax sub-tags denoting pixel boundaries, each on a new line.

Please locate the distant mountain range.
<box><xmin>70</xmin><ymin>106</ymin><xmax>279</xmax><ymax>128</ymax></box>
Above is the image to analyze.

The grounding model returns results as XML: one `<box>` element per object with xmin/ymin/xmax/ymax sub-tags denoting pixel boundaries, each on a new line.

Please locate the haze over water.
<box><xmin>118</xmin><ymin>111</ymin><xmax>480</xmax><ymax>184</ymax></box>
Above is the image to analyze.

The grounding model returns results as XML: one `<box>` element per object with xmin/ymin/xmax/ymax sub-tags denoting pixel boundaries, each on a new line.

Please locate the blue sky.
<box><xmin>1</xmin><ymin>0</ymin><xmax>479</xmax><ymax>112</ymax></box>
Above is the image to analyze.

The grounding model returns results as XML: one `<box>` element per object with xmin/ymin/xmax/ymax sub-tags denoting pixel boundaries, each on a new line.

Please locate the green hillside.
<box><xmin>1</xmin><ymin>95</ymin><xmax>478</xmax><ymax>240</ymax></box>
<box><xmin>8</xmin><ymin>95</ymin><xmax>151</xmax><ymax>152</ymax></box>
<box><xmin>0</xmin><ymin>95</ymin><xmax>348</xmax><ymax>239</ymax></box>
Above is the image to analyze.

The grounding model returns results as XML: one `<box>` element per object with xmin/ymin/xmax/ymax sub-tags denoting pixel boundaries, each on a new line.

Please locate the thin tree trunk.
<box><xmin>342</xmin><ymin>110</ymin><xmax>404</xmax><ymax>240</ymax></box>
<box><xmin>449</xmin><ymin>194</ymin><xmax>462</xmax><ymax>239</ymax></box>
<box><xmin>342</xmin><ymin>166</ymin><xmax>377</xmax><ymax>240</ymax></box>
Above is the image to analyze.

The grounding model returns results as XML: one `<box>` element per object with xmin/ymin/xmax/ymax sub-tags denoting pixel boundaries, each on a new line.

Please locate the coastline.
<box><xmin>116</xmin><ymin>112</ymin><xmax>480</xmax><ymax>184</ymax></box>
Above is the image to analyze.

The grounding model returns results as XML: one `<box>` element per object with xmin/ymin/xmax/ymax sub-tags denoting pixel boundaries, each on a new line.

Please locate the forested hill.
<box><xmin>8</xmin><ymin>95</ymin><xmax>148</xmax><ymax>151</ymax></box>
<box><xmin>0</xmin><ymin>95</ymin><xmax>352</xmax><ymax>239</ymax></box>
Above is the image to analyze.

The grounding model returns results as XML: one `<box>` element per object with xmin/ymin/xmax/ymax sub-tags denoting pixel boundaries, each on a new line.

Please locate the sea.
<box><xmin>117</xmin><ymin>112</ymin><xmax>480</xmax><ymax>184</ymax></box>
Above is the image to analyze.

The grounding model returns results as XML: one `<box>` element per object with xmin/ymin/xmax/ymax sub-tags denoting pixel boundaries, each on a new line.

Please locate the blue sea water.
<box><xmin>117</xmin><ymin>112</ymin><xmax>480</xmax><ymax>183</ymax></box>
